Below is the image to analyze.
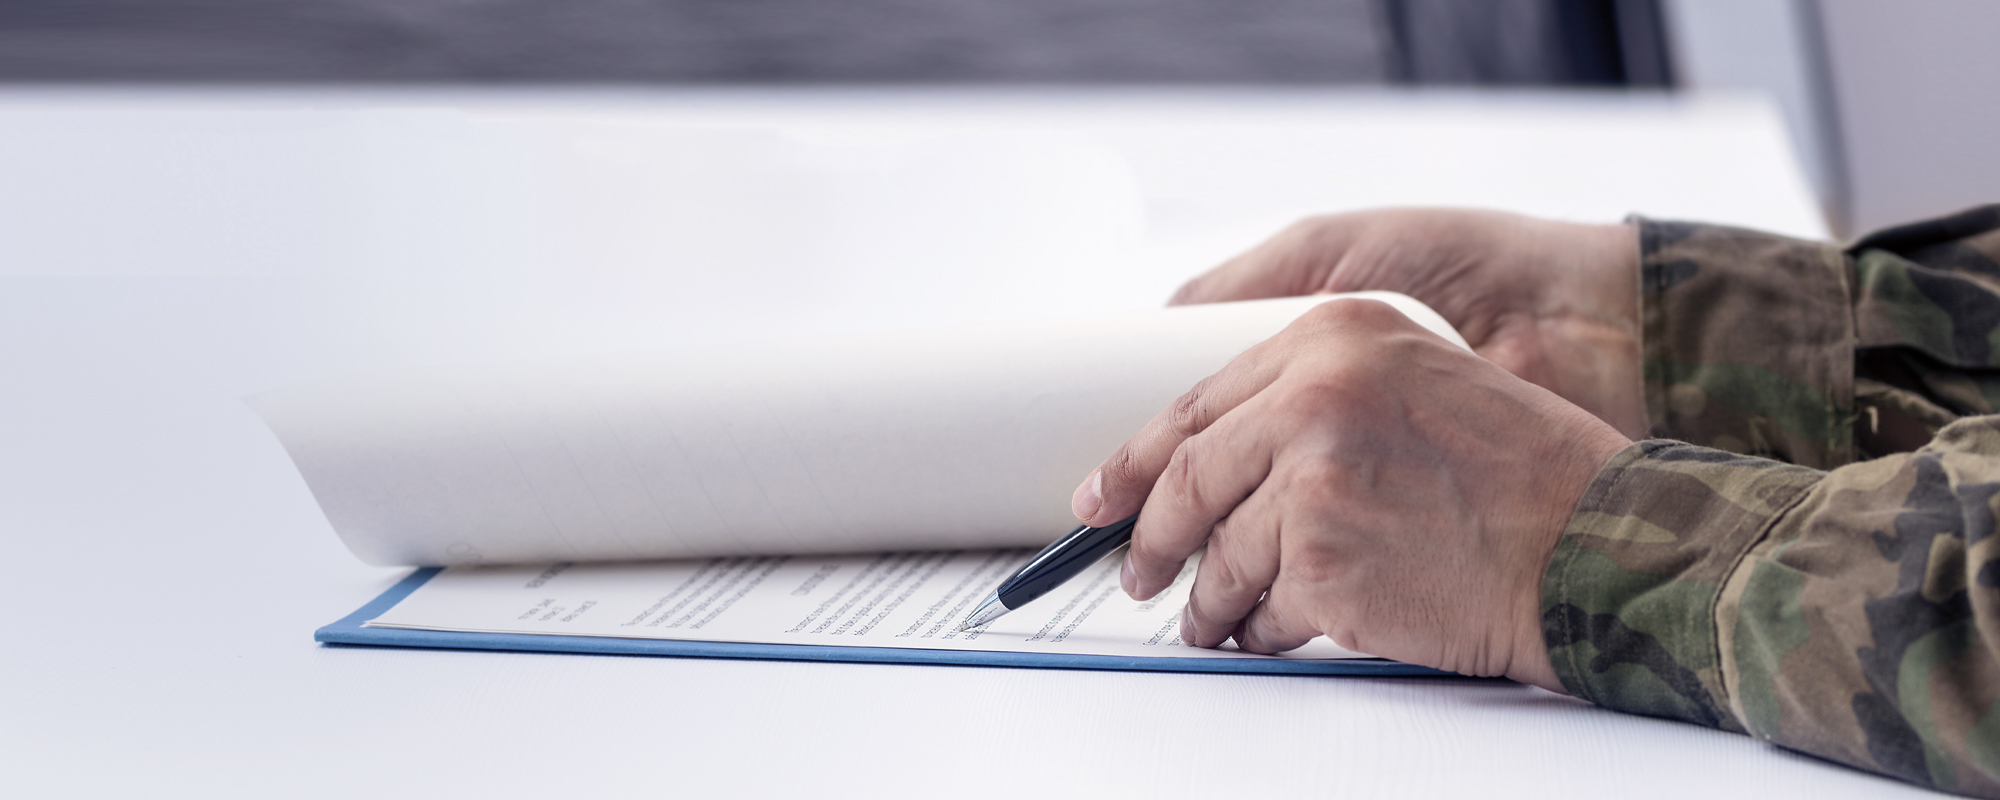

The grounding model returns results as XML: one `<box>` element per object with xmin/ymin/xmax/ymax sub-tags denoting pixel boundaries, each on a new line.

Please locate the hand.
<box><xmin>1070</xmin><ymin>299</ymin><xmax>1630</xmax><ymax>689</ymax></box>
<box><xmin>1170</xmin><ymin>208</ymin><xmax>1646</xmax><ymax>439</ymax></box>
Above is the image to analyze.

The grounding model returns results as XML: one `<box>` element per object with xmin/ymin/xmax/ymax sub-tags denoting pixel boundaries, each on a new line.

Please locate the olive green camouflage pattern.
<box><xmin>1851</xmin><ymin>206</ymin><xmax>2000</xmax><ymax>454</ymax></box>
<box><xmin>1637</xmin><ymin>205</ymin><xmax>2000</xmax><ymax>463</ymax></box>
<box><xmin>1545</xmin><ymin>205</ymin><xmax>2000</xmax><ymax>796</ymax></box>
<box><xmin>1636</xmin><ymin>217</ymin><xmax>1856</xmax><ymax>468</ymax></box>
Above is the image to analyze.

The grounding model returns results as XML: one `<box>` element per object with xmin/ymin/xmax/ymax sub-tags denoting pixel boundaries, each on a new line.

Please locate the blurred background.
<box><xmin>1</xmin><ymin>0</ymin><xmax>1993</xmax><ymax>236</ymax></box>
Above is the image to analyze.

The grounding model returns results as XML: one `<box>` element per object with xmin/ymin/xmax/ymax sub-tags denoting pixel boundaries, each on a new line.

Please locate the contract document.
<box><xmin>265</xmin><ymin>293</ymin><xmax>1468</xmax><ymax>672</ymax></box>
<box><xmin>365</xmin><ymin>550</ymin><xmax>1367</xmax><ymax>661</ymax></box>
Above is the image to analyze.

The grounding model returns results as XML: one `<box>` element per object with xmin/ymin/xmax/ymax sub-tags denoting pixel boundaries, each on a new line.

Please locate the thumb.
<box><xmin>1167</xmin><ymin>215</ymin><xmax>1359</xmax><ymax>306</ymax></box>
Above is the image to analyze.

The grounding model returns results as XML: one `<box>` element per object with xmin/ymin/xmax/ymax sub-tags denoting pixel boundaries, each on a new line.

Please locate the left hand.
<box><xmin>1069</xmin><ymin>298</ymin><xmax>1629</xmax><ymax>688</ymax></box>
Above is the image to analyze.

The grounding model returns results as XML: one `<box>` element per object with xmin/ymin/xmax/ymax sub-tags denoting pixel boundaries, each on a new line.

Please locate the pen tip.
<box><xmin>960</xmin><ymin>593</ymin><xmax>1008</xmax><ymax>631</ymax></box>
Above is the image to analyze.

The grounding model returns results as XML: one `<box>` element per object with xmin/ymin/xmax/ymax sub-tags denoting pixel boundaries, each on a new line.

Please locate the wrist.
<box><xmin>1532</xmin><ymin>219</ymin><xmax>1646</xmax><ymax>439</ymax></box>
<box><xmin>1508</xmin><ymin>410</ymin><xmax>1630</xmax><ymax>693</ymax></box>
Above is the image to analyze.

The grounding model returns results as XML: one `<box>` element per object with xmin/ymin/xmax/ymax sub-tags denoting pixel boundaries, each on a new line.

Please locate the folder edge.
<box><xmin>317</xmin><ymin>568</ymin><xmax>1466</xmax><ymax>678</ymax></box>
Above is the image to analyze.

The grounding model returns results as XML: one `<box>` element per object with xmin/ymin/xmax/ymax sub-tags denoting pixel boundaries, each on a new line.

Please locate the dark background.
<box><xmin>0</xmin><ymin>0</ymin><xmax>1672</xmax><ymax>86</ymax></box>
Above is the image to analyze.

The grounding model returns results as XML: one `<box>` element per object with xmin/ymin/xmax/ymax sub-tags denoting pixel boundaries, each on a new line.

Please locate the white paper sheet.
<box><xmin>252</xmin><ymin>293</ymin><xmax>1467</xmax><ymax>566</ymax></box>
<box><xmin>365</xmin><ymin>550</ymin><xmax>1373</xmax><ymax>661</ymax></box>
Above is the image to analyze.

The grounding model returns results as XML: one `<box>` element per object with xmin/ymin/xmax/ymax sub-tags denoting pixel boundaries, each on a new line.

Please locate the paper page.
<box><xmin>365</xmin><ymin>548</ymin><xmax>1374</xmax><ymax>661</ymax></box>
<box><xmin>252</xmin><ymin>293</ymin><xmax>1467</xmax><ymax>566</ymax></box>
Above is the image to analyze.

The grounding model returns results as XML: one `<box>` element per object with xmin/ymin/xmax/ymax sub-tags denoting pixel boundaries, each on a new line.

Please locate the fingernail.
<box><xmin>1179</xmin><ymin>605</ymin><xmax>1197</xmax><ymax>646</ymax></box>
<box><xmin>1071</xmin><ymin>470</ymin><xmax>1102</xmax><ymax>522</ymax></box>
<box><xmin>1120</xmin><ymin>552</ymin><xmax>1137</xmax><ymax>596</ymax></box>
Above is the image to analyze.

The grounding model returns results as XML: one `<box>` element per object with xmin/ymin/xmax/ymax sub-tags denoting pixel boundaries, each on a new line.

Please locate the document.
<box><xmin>266</xmin><ymin>293</ymin><xmax>1466</xmax><ymax>666</ymax></box>
<box><xmin>366</xmin><ymin>549</ymin><xmax>1371</xmax><ymax>661</ymax></box>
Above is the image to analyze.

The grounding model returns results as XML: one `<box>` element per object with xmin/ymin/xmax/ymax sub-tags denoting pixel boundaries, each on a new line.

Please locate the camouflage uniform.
<box><xmin>1544</xmin><ymin>205</ymin><xmax>2000</xmax><ymax>796</ymax></box>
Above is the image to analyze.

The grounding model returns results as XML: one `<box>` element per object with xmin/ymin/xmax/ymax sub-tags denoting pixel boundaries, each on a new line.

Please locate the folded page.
<box><xmin>252</xmin><ymin>293</ymin><xmax>1467</xmax><ymax>566</ymax></box>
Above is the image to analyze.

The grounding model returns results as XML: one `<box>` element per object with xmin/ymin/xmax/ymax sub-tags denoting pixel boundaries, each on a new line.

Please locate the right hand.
<box><xmin>1170</xmin><ymin>208</ymin><xmax>1646</xmax><ymax>438</ymax></box>
<box><xmin>1068</xmin><ymin>298</ymin><xmax>1629</xmax><ymax>685</ymax></box>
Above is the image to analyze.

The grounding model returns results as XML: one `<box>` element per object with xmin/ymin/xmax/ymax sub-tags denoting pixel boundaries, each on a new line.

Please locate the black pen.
<box><xmin>958</xmin><ymin>514</ymin><xmax>1140</xmax><ymax>631</ymax></box>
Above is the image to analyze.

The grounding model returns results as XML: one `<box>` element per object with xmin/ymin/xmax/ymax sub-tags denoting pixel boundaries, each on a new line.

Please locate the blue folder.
<box><xmin>320</xmin><ymin>568</ymin><xmax>1459</xmax><ymax>678</ymax></box>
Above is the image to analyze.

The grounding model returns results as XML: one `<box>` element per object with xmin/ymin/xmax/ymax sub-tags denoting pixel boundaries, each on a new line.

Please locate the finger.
<box><xmin>1168</xmin><ymin>245</ymin><xmax>1305</xmax><ymax>307</ymax></box>
<box><xmin>1178</xmin><ymin>487</ymin><xmax>1280</xmax><ymax>648</ymax></box>
<box><xmin>1124</xmin><ymin>393</ymin><xmax>1285</xmax><ymax>600</ymax></box>
<box><xmin>1167</xmin><ymin>217</ymin><xmax>1355</xmax><ymax>306</ymax></box>
<box><xmin>1234</xmin><ymin>579</ymin><xmax>1322</xmax><ymax>655</ymax></box>
<box><xmin>1073</xmin><ymin>346</ymin><xmax>1285</xmax><ymax>529</ymax></box>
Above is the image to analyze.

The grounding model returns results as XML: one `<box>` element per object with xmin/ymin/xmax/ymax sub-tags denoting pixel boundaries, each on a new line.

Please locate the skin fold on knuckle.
<box><xmin>1165</xmin><ymin>376</ymin><xmax>1219</xmax><ymax>439</ymax></box>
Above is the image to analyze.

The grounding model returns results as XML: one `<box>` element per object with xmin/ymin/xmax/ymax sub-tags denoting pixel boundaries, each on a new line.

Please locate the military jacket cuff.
<box><xmin>1635</xmin><ymin>218</ymin><xmax>1856</xmax><ymax>469</ymax></box>
<box><xmin>1543</xmin><ymin>439</ymin><xmax>1826</xmax><ymax>732</ymax></box>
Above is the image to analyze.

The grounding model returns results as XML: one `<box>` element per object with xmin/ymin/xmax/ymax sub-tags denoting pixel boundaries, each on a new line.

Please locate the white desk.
<box><xmin>0</xmin><ymin>88</ymin><xmax>1912</xmax><ymax>798</ymax></box>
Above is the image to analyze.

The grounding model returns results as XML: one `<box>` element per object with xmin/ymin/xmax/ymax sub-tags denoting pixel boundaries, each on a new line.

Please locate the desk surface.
<box><xmin>0</xmin><ymin>88</ymin><xmax>1916</xmax><ymax>798</ymax></box>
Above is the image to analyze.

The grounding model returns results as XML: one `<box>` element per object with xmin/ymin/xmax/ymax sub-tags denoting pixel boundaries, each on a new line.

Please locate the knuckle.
<box><xmin>1159</xmin><ymin>441</ymin><xmax>1211</xmax><ymax>515</ymax></box>
<box><xmin>1296</xmin><ymin>298</ymin><xmax>1354</xmax><ymax>327</ymax></box>
<box><xmin>1100</xmin><ymin>443</ymin><xmax>1144</xmax><ymax>486</ymax></box>
<box><xmin>1268</xmin><ymin>379</ymin><xmax>1360</xmax><ymax>437</ymax></box>
<box><xmin>1200</xmin><ymin>539</ymin><xmax>1257</xmax><ymax>598</ymax></box>
<box><xmin>1298</xmin><ymin>296</ymin><xmax>1408</xmax><ymax>335</ymax></box>
<box><xmin>1282</xmin><ymin>530</ymin><xmax>1358</xmax><ymax>590</ymax></box>
<box><xmin>1283</xmin><ymin>456</ymin><xmax>1350</xmax><ymax>495</ymax></box>
<box><xmin>1164</xmin><ymin>376</ymin><xmax>1218</xmax><ymax>437</ymax></box>
<box><xmin>1286</xmin><ymin>550</ymin><xmax>1349</xmax><ymax>588</ymax></box>
<box><xmin>1127</xmin><ymin>526</ymin><xmax>1181</xmax><ymax>565</ymax></box>
<box><xmin>1278</xmin><ymin>378</ymin><xmax>1350</xmax><ymax>417</ymax></box>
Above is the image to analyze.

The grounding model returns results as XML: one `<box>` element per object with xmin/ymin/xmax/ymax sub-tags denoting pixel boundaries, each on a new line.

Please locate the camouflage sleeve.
<box><xmin>1545</xmin><ymin>428</ymin><xmax>2000</xmax><ymax>796</ymax></box>
<box><xmin>1641</xmin><ymin>205</ymin><xmax>2000</xmax><ymax>468</ymax></box>
<box><xmin>1637</xmin><ymin>216</ymin><xmax>1856</xmax><ymax>468</ymax></box>
<box><xmin>1545</xmin><ymin>206</ymin><xmax>2000</xmax><ymax>795</ymax></box>
<box><xmin>1849</xmin><ymin>206</ymin><xmax>2000</xmax><ymax>457</ymax></box>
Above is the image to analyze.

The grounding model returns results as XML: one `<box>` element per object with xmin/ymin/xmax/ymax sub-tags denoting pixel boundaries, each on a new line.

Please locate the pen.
<box><xmin>958</xmin><ymin>514</ymin><xmax>1140</xmax><ymax>631</ymax></box>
